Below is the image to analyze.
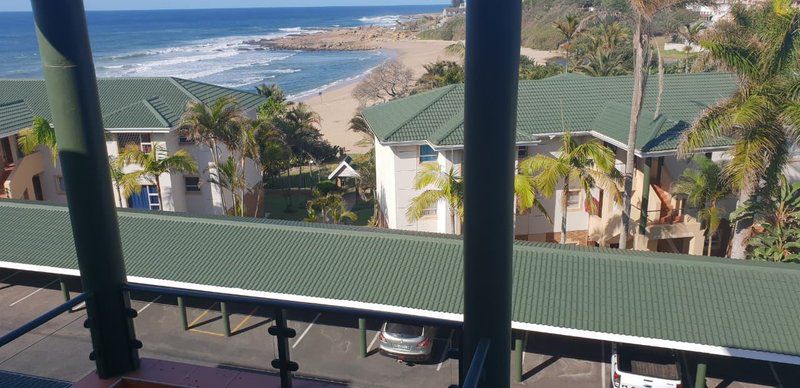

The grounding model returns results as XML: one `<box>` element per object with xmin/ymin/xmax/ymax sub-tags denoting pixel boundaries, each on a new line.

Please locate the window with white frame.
<box><xmin>146</xmin><ymin>185</ymin><xmax>160</xmax><ymax>210</ymax></box>
<box><xmin>566</xmin><ymin>190</ymin><xmax>581</xmax><ymax>210</ymax></box>
<box><xmin>419</xmin><ymin>145</ymin><xmax>437</xmax><ymax>163</ymax></box>
<box><xmin>117</xmin><ymin>133</ymin><xmax>153</xmax><ymax>153</ymax></box>
<box><xmin>184</xmin><ymin>176</ymin><xmax>200</xmax><ymax>192</ymax></box>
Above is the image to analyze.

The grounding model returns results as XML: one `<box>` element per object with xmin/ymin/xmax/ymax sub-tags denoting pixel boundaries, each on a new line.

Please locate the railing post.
<box><xmin>358</xmin><ymin>318</ymin><xmax>367</xmax><ymax>358</ymax></box>
<box><xmin>177</xmin><ymin>296</ymin><xmax>188</xmax><ymax>331</ymax></box>
<box><xmin>221</xmin><ymin>302</ymin><xmax>231</xmax><ymax>337</ymax></box>
<box><xmin>461</xmin><ymin>0</ymin><xmax>520</xmax><ymax>386</ymax></box>
<box><xmin>30</xmin><ymin>0</ymin><xmax>139</xmax><ymax>378</ymax></box>
<box><xmin>269</xmin><ymin>308</ymin><xmax>297</xmax><ymax>388</ymax></box>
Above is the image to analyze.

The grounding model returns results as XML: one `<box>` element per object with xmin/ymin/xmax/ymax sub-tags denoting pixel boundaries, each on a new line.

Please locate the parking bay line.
<box><xmin>436</xmin><ymin>330</ymin><xmax>455</xmax><ymax>372</ymax></box>
<box><xmin>231</xmin><ymin>306</ymin><xmax>260</xmax><ymax>333</ymax></box>
<box><xmin>9</xmin><ymin>279</ymin><xmax>58</xmax><ymax>307</ymax></box>
<box><xmin>137</xmin><ymin>295</ymin><xmax>162</xmax><ymax>314</ymax></box>
<box><xmin>368</xmin><ymin>329</ymin><xmax>382</xmax><ymax>352</ymax></box>
<box><xmin>188</xmin><ymin>301</ymin><xmax>218</xmax><ymax>328</ymax></box>
<box><xmin>291</xmin><ymin>312</ymin><xmax>321</xmax><ymax>349</ymax></box>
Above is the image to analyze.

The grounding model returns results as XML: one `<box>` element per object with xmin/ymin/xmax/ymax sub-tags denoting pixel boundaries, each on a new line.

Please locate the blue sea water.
<box><xmin>0</xmin><ymin>5</ymin><xmax>445</xmax><ymax>98</ymax></box>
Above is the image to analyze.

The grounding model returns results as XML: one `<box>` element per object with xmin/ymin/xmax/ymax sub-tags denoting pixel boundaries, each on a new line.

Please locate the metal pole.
<box><xmin>638</xmin><ymin>157</ymin><xmax>652</xmax><ymax>235</ymax></box>
<box><xmin>514</xmin><ymin>334</ymin><xmax>523</xmax><ymax>383</ymax></box>
<box><xmin>177</xmin><ymin>296</ymin><xmax>188</xmax><ymax>331</ymax></box>
<box><xmin>461</xmin><ymin>0</ymin><xmax>520</xmax><ymax>385</ymax></box>
<box><xmin>695</xmin><ymin>362</ymin><xmax>707</xmax><ymax>388</ymax></box>
<box><xmin>269</xmin><ymin>308</ymin><xmax>297</xmax><ymax>388</ymax></box>
<box><xmin>221</xmin><ymin>302</ymin><xmax>231</xmax><ymax>337</ymax></box>
<box><xmin>358</xmin><ymin>318</ymin><xmax>367</xmax><ymax>358</ymax></box>
<box><xmin>30</xmin><ymin>0</ymin><xmax>138</xmax><ymax>378</ymax></box>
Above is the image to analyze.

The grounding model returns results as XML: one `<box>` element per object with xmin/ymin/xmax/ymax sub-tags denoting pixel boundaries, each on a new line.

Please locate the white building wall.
<box><xmin>375</xmin><ymin>138</ymin><xmax>398</xmax><ymax>228</ymax></box>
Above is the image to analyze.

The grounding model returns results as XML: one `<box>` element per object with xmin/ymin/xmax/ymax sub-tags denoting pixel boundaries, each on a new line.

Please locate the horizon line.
<box><xmin>0</xmin><ymin>3</ymin><xmax>450</xmax><ymax>13</ymax></box>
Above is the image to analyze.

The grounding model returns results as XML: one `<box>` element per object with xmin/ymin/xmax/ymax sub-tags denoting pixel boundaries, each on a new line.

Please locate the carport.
<box><xmin>1</xmin><ymin>200</ymin><xmax>800</xmax><ymax>385</ymax></box>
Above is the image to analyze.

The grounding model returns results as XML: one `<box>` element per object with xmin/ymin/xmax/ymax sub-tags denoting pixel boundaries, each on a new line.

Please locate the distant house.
<box><xmin>0</xmin><ymin>77</ymin><xmax>266</xmax><ymax>215</ymax></box>
<box><xmin>360</xmin><ymin>72</ymin><xmax>785</xmax><ymax>255</ymax></box>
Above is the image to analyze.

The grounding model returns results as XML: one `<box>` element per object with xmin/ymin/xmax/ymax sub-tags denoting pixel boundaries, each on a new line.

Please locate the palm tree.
<box><xmin>178</xmin><ymin>96</ymin><xmax>242</xmax><ymax>211</ymax></box>
<box><xmin>18</xmin><ymin>117</ymin><xmax>58</xmax><ymax>165</ymax></box>
<box><xmin>118</xmin><ymin>144</ymin><xmax>198</xmax><ymax>210</ymax></box>
<box><xmin>620</xmin><ymin>0</ymin><xmax>685</xmax><ymax>249</ymax></box>
<box><xmin>407</xmin><ymin>162</ymin><xmax>464</xmax><ymax>233</ymax></box>
<box><xmin>678</xmin><ymin>0</ymin><xmax>800</xmax><ymax>259</ymax></box>
<box><xmin>209</xmin><ymin>156</ymin><xmax>246</xmax><ymax>216</ymax></box>
<box><xmin>255</xmin><ymin>83</ymin><xmax>286</xmax><ymax>102</ymax></box>
<box><xmin>577</xmin><ymin>47</ymin><xmax>629</xmax><ymax>76</ymax></box>
<box><xmin>672</xmin><ymin>155</ymin><xmax>731</xmax><ymax>256</ymax></box>
<box><xmin>677</xmin><ymin>21</ymin><xmax>707</xmax><ymax>73</ymax></box>
<box><xmin>408</xmin><ymin>162</ymin><xmax>548</xmax><ymax>234</ymax></box>
<box><xmin>108</xmin><ymin>156</ymin><xmax>142</xmax><ymax>208</ymax></box>
<box><xmin>522</xmin><ymin>132</ymin><xmax>621</xmax><ymax>244</ymax></box>
<box><xmin>553</xmin><ymin>14</ymin><xmax>582</xmax><ymax>72</ymax></box>
<box><xmin>306</xmin><ymin>192</ymin><xmax>357</xmax><ymax>224</ymax></box>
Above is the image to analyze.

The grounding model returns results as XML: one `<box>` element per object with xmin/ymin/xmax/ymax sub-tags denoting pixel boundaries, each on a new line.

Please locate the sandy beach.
<box><xmin>301</xmin><ymin>40</ymin><xmax>557</xmax><ymax>153</ymax></box>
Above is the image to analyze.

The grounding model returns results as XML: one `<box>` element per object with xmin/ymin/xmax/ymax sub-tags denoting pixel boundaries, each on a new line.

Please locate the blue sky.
<box><xmin>1</xmin><ymin>1</ymin><xmax>446</xmax><ymax>12</ymax></box>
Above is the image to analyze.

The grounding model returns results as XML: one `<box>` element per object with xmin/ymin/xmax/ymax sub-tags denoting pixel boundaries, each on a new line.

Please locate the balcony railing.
<box><xmin>0</xmin><ymin>283</ymin><xmax>489</xmax><ymax>387</ymax></box>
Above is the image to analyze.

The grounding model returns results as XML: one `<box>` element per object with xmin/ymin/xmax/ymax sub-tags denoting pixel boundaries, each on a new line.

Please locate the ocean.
<box><xmin>0</xmin><ymin>5</ymin><xmax>445</xmax><ymax>99</ymax></box>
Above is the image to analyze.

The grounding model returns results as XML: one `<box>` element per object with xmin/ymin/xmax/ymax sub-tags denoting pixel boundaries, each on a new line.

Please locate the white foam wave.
<box><xmin>357</xmin><ymin>15</ymin><xmax>405</xmax><ymax>26</ymax></box>
<box><xmin>278</xmin><ymin>27</ymin><xmax>325</xmax><ymax>35</ymax></box>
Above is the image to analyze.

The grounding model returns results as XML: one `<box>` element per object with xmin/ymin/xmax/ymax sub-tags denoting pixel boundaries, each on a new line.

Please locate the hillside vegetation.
<box><xmin>418</xmin><ymin>0</ymin><xmax>701</xmax><ymax>51</ymax></box>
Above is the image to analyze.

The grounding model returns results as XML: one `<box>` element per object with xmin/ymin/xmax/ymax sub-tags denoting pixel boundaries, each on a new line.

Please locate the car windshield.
<box><xmin>384</xmin><ymin>323</ymin><xmax>423</xmax><ymax>338</ymax></box>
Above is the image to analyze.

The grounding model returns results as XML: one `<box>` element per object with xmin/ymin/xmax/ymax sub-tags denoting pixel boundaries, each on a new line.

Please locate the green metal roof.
<box><xmin>0</xmin><ymin>78</ymin><xmax>266</xmax><ymax>133</ymax></box>
<box><xmin>362</xmin><ymin>72</ymin><xmax>738</xmax><ymax>154</ymax></box>
<box><xmin>1</xmin><ymin>200</ymin><xmax>799</xmax><ymax>361</ymax></box>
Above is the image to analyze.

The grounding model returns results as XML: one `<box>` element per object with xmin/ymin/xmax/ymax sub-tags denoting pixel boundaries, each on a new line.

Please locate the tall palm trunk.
<box><xmin>620</xmin><ymin>16</ymin><xmax>648</xmax><ymax>250</ymax></box>
<box><xmin>240</xmin><ymin>155</ymin><xmax>247</xmax><ymax>217</ymax></box>
<box><xmin>730</xmin><ymin>187</ymin><xmax>754</xmax><ymax>259</ymax></box>
<box><xmin>561</xmin><ymin>178</ymin><xmax>570</xmax><ymax>244</ymax></box>
<box><xmin>706</xmin><ymin>200</ymin><xmax>714</xmax><ymax>256</ymax></box>
<box><xmin>209</xmin><ymin>138</ymin><xmax>227</xmax><ymax>212</ymax></box>
<box><xmin>451</xmin><ymin>206</ymin><xmax>457</xmax><ymax>235</ymax></box>
<box><xmin>116</xmin><ymin>185</ymin><xmax>125</xmax><ymax>208</ymax></box>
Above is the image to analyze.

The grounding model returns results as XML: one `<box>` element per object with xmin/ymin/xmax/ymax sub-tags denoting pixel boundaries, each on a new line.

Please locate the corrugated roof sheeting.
<box><xmin>363</xmin><ymin>72</ymin><xmax>739</xmax><ymax>153</ymax></box>
<box><xmin>1</xmin><ymin>201</ymin><xmax>799</xmax><ymax>358</ymax></box>
<box><xmin>0</xmin><ymin>78</ymin><xmax>266</xmax><ymax>133</ymax></box>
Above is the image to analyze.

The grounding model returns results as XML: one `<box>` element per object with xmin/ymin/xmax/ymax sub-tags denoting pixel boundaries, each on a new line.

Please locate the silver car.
<box><xmin>378</xmin><ymin>322</ymin><xmax>433</xmax><ymax>362</ymax></box>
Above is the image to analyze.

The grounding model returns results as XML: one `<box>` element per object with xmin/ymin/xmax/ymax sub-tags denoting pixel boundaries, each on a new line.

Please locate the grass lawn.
<box><xmin>263</xmin><ymin>189</ymin><xmax>312</xmax><ymax>222</ymax></box>
<box><xmin>351</xmin><ymin>198</ymin><xmax>375</xmax><ymax>226</ymax></box>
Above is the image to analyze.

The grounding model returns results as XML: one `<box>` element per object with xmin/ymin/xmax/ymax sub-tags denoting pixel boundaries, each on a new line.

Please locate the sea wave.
<box><xmin>357</xmin><ymin>15</ymin><xmax>404</xmax><ymax>26</ymax></box>
<box><xmin>278</xmin><ymin>27</ymin><xmax>325</xmax><ymax>35</ymax></box>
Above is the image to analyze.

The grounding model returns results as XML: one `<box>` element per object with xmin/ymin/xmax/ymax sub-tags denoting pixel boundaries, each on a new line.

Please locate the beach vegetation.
<box><xmin>352</xmin><ymin>60</ymin><xmax>414</xmax><ymax>106</ymax></box>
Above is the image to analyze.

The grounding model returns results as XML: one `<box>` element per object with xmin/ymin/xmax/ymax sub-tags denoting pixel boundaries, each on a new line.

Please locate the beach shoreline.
<box><xmin>272</xmin><ymin>30</ymin><xmax>557</xmax><ymax>154</ymax></box>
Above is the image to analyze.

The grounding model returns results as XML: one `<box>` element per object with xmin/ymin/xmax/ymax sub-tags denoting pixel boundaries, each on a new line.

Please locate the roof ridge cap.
<box><xmin>167</xmin><ymin>77</ymin><xmax>202</xmax><ymax>103</ymax></box>
<box><xmin>142</xmin><ymin>97</ymin><xmax>172</xmax><ymax>128</ymax></box>
<box><xmin>382</xmin><ymin>84</ymin><xmax>459</xmax><ymax>142</ymax></box>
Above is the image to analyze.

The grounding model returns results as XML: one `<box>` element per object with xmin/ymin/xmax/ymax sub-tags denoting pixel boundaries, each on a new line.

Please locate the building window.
<box><xmin>178</xmin><ymin>135</ymin><xmax>192</xmax><ymax>145</ymax></box>
<box><xmin>117</xmin><ymin>133</ymin><xmax>153</xmax><ymax>153</ymax></box>
<box><xmin>127</xmin><ymin>185</ymin><xmax>161</xmax><ymax>210</ymax></box>
<box><xmin>517</xmin><ymin>146</ymin><xmax>528</xmax><ymax>159</ymax></box>
<box><xmin>421</xmin><ymin>206</ymin><xmax>437</xmax><ymax>217</ymax></box>
<box><xmin>419</xmin><ymin>145</ymin><xmax>437</xmax><ymax>163</ymax></box>
<box><xmin>185</xmin><ymin>176</ymin><xmax>200</xmax><ymax>192</ymax></box>
<box><xmin>566</xmin><ymin>190</ymin><xmax>581</xmax><ymax>210</ymax></box>
<box><xmin>54</xmin><ymin>176</ymin><xmax>65</xmax><ymax>194</ymax></box>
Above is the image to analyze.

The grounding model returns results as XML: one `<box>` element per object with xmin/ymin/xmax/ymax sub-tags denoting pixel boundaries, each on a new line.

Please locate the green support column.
<box><xmin>513</xmin><ymin>333</ymin><xmax>523</xmax><ymax>383</ymax></box>
<box><xmin>30</xmin><ymin>0</ymin><xmax>138</xmax><ymax>378</ymax></box>
<box><xmin>221</xmin><ymin>302</ymin><xmax>231</xmax><ymax>337</ymax></box>
<box><xmin>638</xmin><ymin>158</ymin><xmax>652</xmax><ymax>235</ymax></box>
<box><xmin>461</xmin><ymin>0</ymin><xmax>521</xmax><ymax>385</ymax></box>
<box><xmin>60</xmin><ymin>279</ymin><xmax>70</xmax><ymax>303</ymax></box>
<box><xmin>358</xmin><ymin>318</ymin><xmax>367</xmax><ymax>358</ymax></box>
<box><xmin>695</xmin><ymin>362</ymin><xmax>707</xmax><ymax>388</ymax></box>
<box><xmin>177</xmin><ymin>297</ymin><xmax>188</xmax><ymax>331</ymax></box>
